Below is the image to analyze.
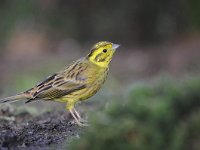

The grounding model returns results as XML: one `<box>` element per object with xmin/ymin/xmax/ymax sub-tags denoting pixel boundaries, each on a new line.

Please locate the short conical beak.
<box><xmin>112</xmin><ymin>44</ymin><xmax>120</xmax><ymax>49</ymax></box>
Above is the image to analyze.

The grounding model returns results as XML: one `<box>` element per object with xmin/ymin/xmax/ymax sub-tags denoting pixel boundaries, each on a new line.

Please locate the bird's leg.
<box><xmin>73</xmin><ymin>107</ymin><xmax>87</xmax><ymax>123</ymax></box>
<box><xmin>69</xmin><ymin>109</ymin><xmax>83</xmax><ymax>126</ymax></box>
<box><xmin>73</xmin><ymin>107</ymin><xmax>81</xmax><ymax>120</ymax></box>
<box><xmin>66</xmin><ymin>102</ymin><xmax>88</xmax><ymax>126</ymax></box>
<box><xmin>69</xmin><ymin>109</ymin><xmax>88</xmax><ymax>126</ymax></box>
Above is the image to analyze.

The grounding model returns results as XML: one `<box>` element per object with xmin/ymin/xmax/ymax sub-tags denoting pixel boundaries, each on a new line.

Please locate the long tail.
<box><xmin>0</xmin><ymin>93</ymin><xmax>29</xmax><ymax>104</ymax></box>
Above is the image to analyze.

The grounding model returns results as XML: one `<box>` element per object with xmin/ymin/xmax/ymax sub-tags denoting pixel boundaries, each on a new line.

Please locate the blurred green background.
<box><xmin>0</xmin><ymin>0</ymin><xmax>200</xmax><ymax>149</ymax></box>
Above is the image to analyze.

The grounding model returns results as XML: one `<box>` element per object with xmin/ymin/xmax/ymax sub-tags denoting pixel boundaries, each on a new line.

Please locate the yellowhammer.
<box><xmin>0</xmin><ymin>41</ymin><xmax>119</xmax><ymax>126</ymax></box>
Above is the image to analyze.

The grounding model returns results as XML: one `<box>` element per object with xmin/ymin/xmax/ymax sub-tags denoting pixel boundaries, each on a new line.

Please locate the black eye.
<box><xmin>103</xmin><ymin>49</ymin><xmax>107</xmax><ymax>53</ymax></box>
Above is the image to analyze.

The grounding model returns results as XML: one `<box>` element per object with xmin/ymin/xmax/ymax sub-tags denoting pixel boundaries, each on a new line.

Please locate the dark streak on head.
<box><xmin>87</xmin><ymin>48</ymin><xmax>96</xmax><ymax>58</ymax></box>
<box><xmin>87</xmin><ymin>42</ymin><xmax>111</xmax><ymax>58</ymax></box>
<box><xmin>98</xmin><ymin>58</ymin><xmax>106</xmax><ymax>62</ymax></box>
<box><xmin>95</xmin><ymin>53</ymin><xmax>107</xmax><ymax>62</ymax></box>
<box><xmin>94</xmin><ymin>53</ymin><xmax>102</xmax><ymax>62</ymax></box>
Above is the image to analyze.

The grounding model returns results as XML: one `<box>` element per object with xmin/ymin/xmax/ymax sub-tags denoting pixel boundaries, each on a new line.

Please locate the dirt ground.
<box><xmin>0</xmin><ymin>110</ymin><xmax>81</xmax><ymax>150</ymax></box>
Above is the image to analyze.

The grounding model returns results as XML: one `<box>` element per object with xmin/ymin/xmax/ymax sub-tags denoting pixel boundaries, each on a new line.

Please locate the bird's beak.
<box><xmin>112</xmin><ymin>44</ymin><xmax>120</xmax><ymax>49</ymax></box>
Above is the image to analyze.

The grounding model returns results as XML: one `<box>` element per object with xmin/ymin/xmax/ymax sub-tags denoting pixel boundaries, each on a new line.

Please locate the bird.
<box><xmin>0</xmin><ymin>41</ymin><xmax>119</xmax><ymax>126</ymax></box>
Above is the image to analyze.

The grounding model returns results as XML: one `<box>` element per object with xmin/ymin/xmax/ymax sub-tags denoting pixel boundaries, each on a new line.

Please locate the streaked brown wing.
<box><xmin>25</xmin><ymin>72</ymin><xmax>86</xmax><ymax>102</ymax></box>
<box><xmin>35</xmin><ymin>81</ymin><xmax>86</xmax><ymax>100</ymax></box>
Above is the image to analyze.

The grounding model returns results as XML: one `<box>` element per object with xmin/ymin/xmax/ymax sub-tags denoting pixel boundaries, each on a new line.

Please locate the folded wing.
<box><xmin>25</xmin><ymin>73</ymin><xmax>86</xmax><ymax>102</ymax></box>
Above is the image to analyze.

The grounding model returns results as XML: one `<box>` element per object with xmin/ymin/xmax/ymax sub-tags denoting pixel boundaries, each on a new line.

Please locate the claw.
<box><xmin>69</xmin><ymin>109</ymin><xmax>89</xmax><ymax>126</ymax></box>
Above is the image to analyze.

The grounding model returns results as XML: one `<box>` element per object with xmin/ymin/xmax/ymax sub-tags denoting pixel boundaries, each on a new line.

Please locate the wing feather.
<box><xmin>25</xmin><ymin>60</ymin><xmax>88</xmax><ymax>102</ymax></box>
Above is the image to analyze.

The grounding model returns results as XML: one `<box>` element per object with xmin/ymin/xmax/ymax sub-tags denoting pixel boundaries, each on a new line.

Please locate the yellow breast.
<box><xmin>61</xmin><ymin>64</ymin><xmax>108</xmax><ymax>102</ymax></box>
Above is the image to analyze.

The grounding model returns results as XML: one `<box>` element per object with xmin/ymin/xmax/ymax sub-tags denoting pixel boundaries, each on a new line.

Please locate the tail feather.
<box><xmin>0</xmin><ymin>93</ymin><xmax>29</xmax><ymax>104</ymax></box>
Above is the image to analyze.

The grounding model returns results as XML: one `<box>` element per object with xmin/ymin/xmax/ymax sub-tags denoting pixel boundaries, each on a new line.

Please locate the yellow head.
<box><xmin>87</xmin><ymin>41</ymin><xmax>120</xmax><ymax>68</ymax></box>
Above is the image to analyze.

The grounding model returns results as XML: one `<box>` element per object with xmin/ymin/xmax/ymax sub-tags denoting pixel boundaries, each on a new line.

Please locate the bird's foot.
<box><xmin>69</xmin><ymin>108</ymin><xmax>89</xmax><ymax>126</ymax></box>
<box><xmin>69</xmin><ymin>119</ymin><xmax>89</xmax><ymax>127</ymax></box>
<box><xmin>75</xmin><ymin>119</ymin><xmax>89</xmax><ymax>127</ymax></box>
<box><xmin>78</xmin><ymin>122</ymin><xmax>89</xmax><ymax>127</ymax></box>
<box><xmin>79</xmin><ymin>118</ymin><xmax>88</xmax><ymax>123</ymax></box>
